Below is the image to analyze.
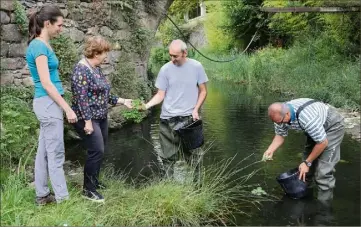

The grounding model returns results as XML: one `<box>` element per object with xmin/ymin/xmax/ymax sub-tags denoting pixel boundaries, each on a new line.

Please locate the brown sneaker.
<box><xmin>35</xmin><ymin>193</ymin><xmax>56</xmax><ymax>206</ymax></box>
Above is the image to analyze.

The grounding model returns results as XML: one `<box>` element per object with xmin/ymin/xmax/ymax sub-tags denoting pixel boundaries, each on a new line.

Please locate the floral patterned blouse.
<box><xmin>70</xmin><ymin>62</ymin><xmax>118</xmax><ymax>120</ymax></box>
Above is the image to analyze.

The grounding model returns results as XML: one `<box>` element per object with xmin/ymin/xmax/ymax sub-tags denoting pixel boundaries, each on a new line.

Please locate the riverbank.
<box><xmin>1</xmin><ymin>157</ymin><xmax>271</xmax><ymax>226</ymax></box>
<box><xmin>192</xmin><ymin>37</ymin><xmax>360</xmax><ymax>112</ymax></box>
<box><xmin>188</xmin><ymin>36</ymin><xmax>360</xmax><ymax>141</ymax></box>
<box><xmin>337</xmin><ymin>108</ymin><xmax>361</xmax><ymax>141</ymax></box>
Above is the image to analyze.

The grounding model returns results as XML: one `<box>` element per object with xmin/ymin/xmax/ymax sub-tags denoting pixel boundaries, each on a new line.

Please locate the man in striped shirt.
<box><xmin>263</xmin><ymin>98</ymin><xmax>345</xmax><ymax>201</ymax></box>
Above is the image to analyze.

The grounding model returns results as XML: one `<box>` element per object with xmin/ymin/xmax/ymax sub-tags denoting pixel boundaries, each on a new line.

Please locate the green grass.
<box><xmin>192</xmin><ymin>36</ymin><xmax>360</xmax><ymax>111</ymax></box>
<box><xmin>1</xmin><ymin>155</ymin><xmax>273</xmax><ymax>226</ymax></box>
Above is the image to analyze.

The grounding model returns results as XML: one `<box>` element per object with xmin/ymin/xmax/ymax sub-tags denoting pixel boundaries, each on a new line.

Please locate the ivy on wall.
<box><xmin>13</xmin><ymin>0</ymin><xmax>28</xmax><ymax>35</ymax></box>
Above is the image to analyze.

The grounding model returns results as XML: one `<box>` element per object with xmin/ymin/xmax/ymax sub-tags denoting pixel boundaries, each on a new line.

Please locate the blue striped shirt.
<box><xmin>275</xmin><ymin>98</ymin><xmax>329</xmax><ymax>143</ymax></box>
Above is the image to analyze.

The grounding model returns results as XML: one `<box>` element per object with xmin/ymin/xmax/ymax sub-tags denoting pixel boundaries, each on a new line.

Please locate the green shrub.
<box><xmin>0</xmin><ymin>86</ymin><xmax>38</xmax><ymax>165</ymax></box>
<box><xmin>13</xmin><ymin>0</ymin><xmax>28</xmax><ymax>35</ymax></box>
<box><xmin>50</xmin><ymin>35</ymin><xmax>79</xmax><ymax>82</ymax></box>
<box><xmin>203</xmin><ymin>3</ymin><xmax>235</xmax><ymax>53</ymax></box>
<box><xmin>120</xmin><ymin>99</ymin><xmax>146</xmax><ymax>123</ymax></box>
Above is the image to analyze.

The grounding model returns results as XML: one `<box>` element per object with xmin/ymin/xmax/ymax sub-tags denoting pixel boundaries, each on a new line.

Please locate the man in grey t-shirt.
<box><xmin>143</xmin><ymin>39</ymin><xmax>208</xmax><ymax>180</ymax></box>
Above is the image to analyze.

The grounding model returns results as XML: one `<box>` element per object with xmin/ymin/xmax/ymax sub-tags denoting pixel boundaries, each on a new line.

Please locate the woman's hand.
<box><xmin>84</xmin><ymin>120</ymin><xmax>94</xmax><ymax>135</ymax></box>
<box><xmin>123</xmin><ymin>99</ymin><xmax>133</xmax><ymax>108</ymax></box>
<box><xmin>65</xmin><ymin>109</ymin><xmax>78</xmax><ymax>123</ymax></box>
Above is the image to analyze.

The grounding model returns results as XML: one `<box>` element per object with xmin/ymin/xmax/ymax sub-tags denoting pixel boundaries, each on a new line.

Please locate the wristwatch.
<box><xmin>303</xmin><ymin>160</ymin><xmax>312</xmax><ymax>167</ymax></box>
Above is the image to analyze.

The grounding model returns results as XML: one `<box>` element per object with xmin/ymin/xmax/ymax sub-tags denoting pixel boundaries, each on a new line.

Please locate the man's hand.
<box><xmin>298</xmin><ymin>162</ymin><xmax>309</xmax><ymax>182</ymax></box>
<box><xmin>192</xmin><ymin>109</ymin><xmax>200</xmax><ymax>121</ymax></box>
<box><xmin>262</xmin><ymin>149</ymin><xmax>274</xmax><ymax>161</ymax></box>
<box><xmin>137</xmin><ymin>102</ymin><xmax>147</xmax><ymax>111</ymax></box>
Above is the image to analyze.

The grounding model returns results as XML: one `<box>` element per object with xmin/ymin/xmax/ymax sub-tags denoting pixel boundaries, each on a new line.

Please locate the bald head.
<box><xmin>169</xmin><ymin>39</ymin><xmax>188</xmax><ymax>66</ymax></box>
<box><xmin>169</xmin><ymin>39</ymin><xmax>187</xmax><ymax>53</ymax></box>
<box><xmin>268</xmin><ymin>102</ymin><xmax>289</xmax><ymax>123</ymax></box>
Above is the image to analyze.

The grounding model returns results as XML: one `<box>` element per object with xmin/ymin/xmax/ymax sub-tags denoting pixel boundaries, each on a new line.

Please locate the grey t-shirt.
<box><xmin>155</xmin><ymin>58</ymin><xmax>208</xmax><ymax>119</ymax></box>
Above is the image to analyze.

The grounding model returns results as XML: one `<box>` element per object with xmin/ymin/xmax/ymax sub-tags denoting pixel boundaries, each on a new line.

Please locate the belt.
<box><xmin>160</xmin><ymin>115</ymin><xmax>192</xmax><ymax>123</ymax></box>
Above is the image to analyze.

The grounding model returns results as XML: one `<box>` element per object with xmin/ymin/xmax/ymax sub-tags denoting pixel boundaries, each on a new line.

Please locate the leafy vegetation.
<box><xmin>222</xmin><ymin>0</ymin><xmax>360</xmax><ymax>55</ymax></box>
<box><xmin>13</xmin><ymin>0</ymin><xmax>28</xmax><ymax>35</ymax></box>
<box><xmin>203</xmin><ymin>1</ymin><xmax>234</xmax><ymax>53</ymax></box>
<box><xmin>50</xmin><ymin>35</ymin><xmax>79</xmax><ymax>82</ymax></box>
<box><xmin>104</xmin><ymin>1</ymin><xmax>153</xmax><ymax>100</ymax></box>
<box><xmin>120</xmin><ymin>99</ymin><xmax>146</xmax><ymax>123</ymax></box>
<box><xmin>0</xmin><ymin>86</ymin><xmax>38</xmax><ymax>166</ymax></box>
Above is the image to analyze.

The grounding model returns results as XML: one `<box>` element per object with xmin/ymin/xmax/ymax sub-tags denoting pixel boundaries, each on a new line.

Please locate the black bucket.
<box><xmin>176</xmin><ymin>120</ymin><xmax>204</xmax><ymax>150</ymax></box>
<box><xmin>276</xmin><ymin>168</ymin><xmax>308</xmax><ymax>199</ymax></box>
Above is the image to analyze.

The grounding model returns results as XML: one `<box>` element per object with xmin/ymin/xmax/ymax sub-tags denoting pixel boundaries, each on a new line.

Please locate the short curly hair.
<box><xmin>83</xmin><ymin>36</ymin><xmax>111</xmax><ymax>58</ymax></box>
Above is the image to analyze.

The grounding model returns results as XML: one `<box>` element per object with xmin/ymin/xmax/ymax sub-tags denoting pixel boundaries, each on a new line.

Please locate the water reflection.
<box><xmin>261</xmin><ymin>195</ymin><xmax>335</xmax><ymax>226</ymax></box>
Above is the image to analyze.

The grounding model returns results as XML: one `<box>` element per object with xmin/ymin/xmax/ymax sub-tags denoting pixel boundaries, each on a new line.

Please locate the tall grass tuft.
<box><xmin>1</xmin><ymin>154</ymin><xmax>273</xmax><ymax>226</ymax></box>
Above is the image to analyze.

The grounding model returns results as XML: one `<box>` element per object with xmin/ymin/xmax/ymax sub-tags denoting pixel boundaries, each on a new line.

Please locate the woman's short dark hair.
<box><xmin>28</xmin><ymin>5</ymin><xmax>64</xmax><ymax>45</ymax></box>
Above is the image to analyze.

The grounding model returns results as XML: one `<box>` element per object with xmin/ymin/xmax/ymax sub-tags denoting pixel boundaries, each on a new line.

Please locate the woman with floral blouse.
<box><xmin>71</xmin><ymin>36</ymin><xmax>132</xmax><ymax>202</ymax></box>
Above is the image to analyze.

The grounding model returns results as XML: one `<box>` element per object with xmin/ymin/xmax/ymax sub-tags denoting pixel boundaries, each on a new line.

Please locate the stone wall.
<box><xmin>182</xmin><ymin>16</ymin><xmax>208</xmax><ymax>49</ymax></box>
<box><xmin>1</xmin><ymin>0</ymin><xmax>173</xmax><ymax>87</ymax></box>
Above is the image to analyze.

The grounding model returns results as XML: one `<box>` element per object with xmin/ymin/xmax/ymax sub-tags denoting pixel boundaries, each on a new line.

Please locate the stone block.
<box><xmin>1</xmin><ymin>42</ymin><xmax>9</xmax><ymax>57</ymax></box>
<box><xmin>1</xmin><ymin>71</ymin><xmax>15</xmax><ymax>85</ymax></box>
<box><xmin>0</xmin><ymin>11</ymin><xmax>10</xmax><ymax>24</ymax></box>
<box><xmin>9</xmin><ymin>42</ymin><xmax>27</xmax><ymax>57</ymax></box>
<box><xmin>67</xmin><ymin>27</ymin><xmax>85</xmax><ymax>43</ymax></box>
<box><xmin>60</xmin><ymin>9</ymin><xmax>68</xmax><ymax>18</ymax></box>
<box><xmin>23</xmin><ymin>1</ymin><xmax>36</xmax><ymax>8</ymax></box>
<box><xmin>1</xmin><ymin>24</ymin><xmax>23</xmax><ymax>42</ymax></box>
<box><xmin>108</xmin><ymin>51</ymin><xmax>121</xmax><ymax>63</ymax></box>
<box><xmin>100</xmin><ymin>64</ymin><xmax>114</xmax><ymax>75</ymax></box>
<box><xmin>69</xmin><ymin>10</ymin><xmax>85</xmax><ymax>21</ymax></box>
<box><xmin>9</xmin><ymin>13</ymin><xmax>16</xmax><ymax>23</ymax></box>
<box><xmin>22</xmin><ymin>77</ymin><xmax>34</xmax><ymax>87</ymax></box>
<box><xmin>114</xmin><ymin>30</ymin><xmax>131</xmax><ymax>40</ymax></box>
<box><xmin>80</xmin><ymin>2</ymin><xmax>90</xmax><ymax>8</ymax></box>
<box><xmin>86</xmin><ymin>26</ymin><xmax>99</xmax><ymax>35</ymax></box>
<box><xmin>100</xmin><ymin>26</ymin><xmax>113</xmax><ymax>37</ymax></box>
<box><xmin>21</xmin><ymin>65</ymin><xmax>30</xmax><ymax>76</ymax></box>
<box><xmin>0</xmin><ymin>2</ymin><xmax>15</xmax><ymax>12</ymax></box>
<box><xmin>57</xmin><ymin>3</ymin><xmax>66</xmax><ymax>9</ymax></box>
<box><xmin>1</xmin><ymin>57</ymin><xmax>26</xmax><ymax>70</ymax></box>
<box><xmin>14</xmin><ymin>78</ymin><xmax>22</xmax><ymax>86</ymax></box>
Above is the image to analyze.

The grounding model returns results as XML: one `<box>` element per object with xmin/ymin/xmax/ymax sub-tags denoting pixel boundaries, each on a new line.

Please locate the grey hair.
<box><xmin>169</xmin><ymin>39</ymin><xmax>187</xmax><ymax>52</ymax></box>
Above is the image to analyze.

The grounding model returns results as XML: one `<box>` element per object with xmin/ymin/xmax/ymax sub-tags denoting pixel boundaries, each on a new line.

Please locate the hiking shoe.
<box><xmin>96</xmin><ymin>182</ymin><xmax>107</xmax><ymax>190</ymax></box>
<box><xmin>35</xmin><ymin>193</ymin><xmax>56</xmax><ymax>206</ymax></box>
<box><xmin>82</xmin><ymin>190</ymin><xmax>104</xmax><ymax>202</ymax></box>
